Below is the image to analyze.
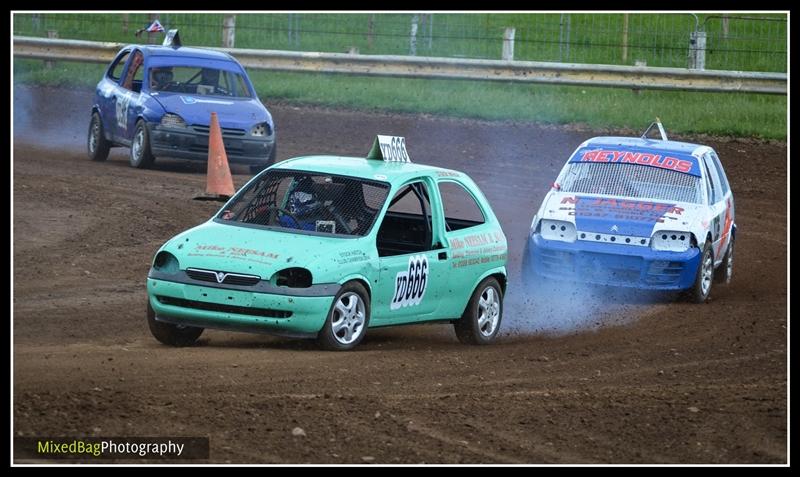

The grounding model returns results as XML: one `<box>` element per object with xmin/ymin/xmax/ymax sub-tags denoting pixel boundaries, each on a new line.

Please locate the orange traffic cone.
<box><xmin>195</xmin><ymin>112</ymin><xmax>235</xmax><ymax>201</ymax></box>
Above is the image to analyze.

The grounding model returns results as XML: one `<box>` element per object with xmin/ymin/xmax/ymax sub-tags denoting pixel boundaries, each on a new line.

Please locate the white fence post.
<box><xmin>502</xmin><ymin>28</ymin><xmax>515</xmax><ymax>61</ymax></box>
<box><xmin>689</xmin><ymin>30</ymin><xmax>707</xmax><ymax>70</ymax></box>
<box><xmin>622</xmin><ymin>14</ymin><xmax>629</xmax><ymax>63</ymax></box>
<box><xmin>368</xmin><ymin>14</ymin><xmax>375</xmax><ymax>49</ymax></box>
<box><xmin>409</xmin><ymin>14</ymin><xmax>419</xmax><ymax>56</ymax></box>
<box><xmin>222</xmin><ymin>14</ymin><xmax>236</xmax><ymax>48</ymax></box>
<box><xmin>45</xmin><ymin>30</ymin><xmax>57</xmax><ymax>69</ymax></box>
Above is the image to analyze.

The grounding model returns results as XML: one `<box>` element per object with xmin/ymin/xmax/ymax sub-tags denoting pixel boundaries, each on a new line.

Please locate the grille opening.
<box><xmin>185</xmin><ymin>268</ymin><xmax>261</xmax><ymax>286</ymax></box>
<box><xmin>191</xmin><ymin>124</ymin><xmax>246</xmax><ymax>136</ymax></box>
<box><xmin>156</xmin><ymin>296</ymin><xmax>292</xmax><ymax>318</ymax></box>
<box><xmin>275</xmin><ymin>267</ymin><xmax>312</xmax><ymax>288</ymax></box>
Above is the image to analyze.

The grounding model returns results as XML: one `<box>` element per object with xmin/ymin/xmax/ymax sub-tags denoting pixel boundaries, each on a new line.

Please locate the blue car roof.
<box><xmin>125</xmin><ymin>45</ymin><xmax>235</xmax><ymax>62</ymax></box>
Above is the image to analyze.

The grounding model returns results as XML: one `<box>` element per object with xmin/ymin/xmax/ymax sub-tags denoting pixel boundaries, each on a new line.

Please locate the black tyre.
<box><xmin>454</xmin><ymin>277</ymin><xmax>503</xmax><ymax>345</ymax></box>
<box><xmin>686</xmin><ymin>242</ymin><xmax>714</xmax><ymax>303</ymax></box>
<box><xmin>87</xmin><ymin>111</ymin><xmax>111</xmax><ymax>162</ymax></box>
<box><xmin>316</xmin><ymin>281</ymin><xmax>370</xmax><ymax>351</ymax></box>
<box><xmin>714</xmin><ymin>239</ymin><xmax>734</xmax><ymax>285</ymax></box>
<box><xmin>147</xmin><ymin>301</ymin><xmax>203</xmax><ymax>347</ymax></box>
<box><xmin>130</xmin><ymin>120</ymin><xmax>155</xmax><ymax>168</ymax></box>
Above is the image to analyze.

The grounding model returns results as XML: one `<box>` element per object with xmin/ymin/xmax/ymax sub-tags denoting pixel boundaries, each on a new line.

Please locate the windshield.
<box><xmin>148</xmin><ymin>66</ymin><xmax>252</xmax><ymax>98</ymax></box>
<box><xmin>558</xmin><ymin>162</ymin><xmax>703</xmax><ymax>204</ymax></box>
<box><xmin>217</xmin><ymin>170</ymin><xmax>391</xmax><ymax>237</ymax></box>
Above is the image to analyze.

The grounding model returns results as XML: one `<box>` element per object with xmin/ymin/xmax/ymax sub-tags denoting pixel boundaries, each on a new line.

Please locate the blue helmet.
<box><xmin>288</xmin><ymin>178</ymin><xmax>322</xmax><ymax>217</ymax></box>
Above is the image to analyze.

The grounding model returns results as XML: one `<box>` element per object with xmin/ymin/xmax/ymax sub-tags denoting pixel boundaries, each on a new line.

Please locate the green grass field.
<box><xmin>13</xmin><ymin>13</ymin><xmax>787</xmax><ymax>71</ymax></box>
<box><xmin>13</xmin><ymin>59</ymin><xmax>786</xmax><ymax>139</ymax></box>
<box><xmin>12</xmin><ymin>13</ymin><xmax>787</xmax><ymax>139</ymax></box>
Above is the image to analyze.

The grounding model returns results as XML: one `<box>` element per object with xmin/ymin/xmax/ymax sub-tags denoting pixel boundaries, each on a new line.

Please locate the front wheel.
<box><xmin>130</xmin><ymin>121</ymin><xmax>155</xmax><ymax>168</ymax></box>
<box><xmin>686</xmin><ymin>242</ymin><xmax>714</xmax><ymax>303</ymax></box>
<box><xmin>454</xmin><ymin>277</ymin><xmax>503</xmax><ymax>345</ymax></box>
<box><xmin>87</xmin><ymin>111</ymin><xmax>111</xmax><ymax>161</ymax></box>
<box><xmin>316</xmin><ymin>282</ymin><xmax>370</xmax><ymax>351</ymax></box>
<box><xmin>147</xmin><ymin>302</ymin><xmax>203</xmax><ymax>346</ymax></box>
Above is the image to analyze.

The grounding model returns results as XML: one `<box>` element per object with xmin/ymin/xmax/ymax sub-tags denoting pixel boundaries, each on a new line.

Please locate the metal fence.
<box><xmin>13</xmin><ymin>12</ymin><xmax>787</xmax><ymax>73</ymax></box>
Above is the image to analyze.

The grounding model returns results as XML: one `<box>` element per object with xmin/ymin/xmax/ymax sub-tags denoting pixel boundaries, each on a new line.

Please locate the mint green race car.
<box><xmin>147</xmin><ymin>136</ymin><xmax>508</xmax><ymax>350</ymax></box>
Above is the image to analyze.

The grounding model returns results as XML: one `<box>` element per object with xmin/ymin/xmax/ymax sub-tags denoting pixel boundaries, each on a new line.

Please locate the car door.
<box><xmin>114</xmin><ymin>49</ymin><xmax>145</xmax><ymax>143</ymax></box>
<box><xmin>701</xmin><ymin>151</ymin><xmax>729</xmax><ymax>264</ymax></box>
<box><xmin>371</xmin><ymin>178</ymin><xmax>449</xmax><ymax>324</ymax></box>
<box><xmin>704</xmin><ymin>150</ymin><xmax>734</xmax><ymax>263</ymax></box>
<box><xmin>98</xmin><ymin>49</ymin><xmax>130</xmax><ymax>140</ymax></box>
<box><xmin>435</xmin><ymin>179</ymin><xmax>502</xmax><ymax>317</ymax></box>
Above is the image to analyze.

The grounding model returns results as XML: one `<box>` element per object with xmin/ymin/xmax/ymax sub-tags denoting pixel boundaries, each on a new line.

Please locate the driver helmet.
<box><xmin>151</xmin><ymin>68</ymin><xmax>173</xmax><ymax>88</ymax></box>
<box><xmin>200</xmin><ymin>68</ymin><xmax>220</xmax><ymax>86</ymax></box>
<box><xmin>288</xmin><ymin>177</ymin><xmax>322</xmax><ymax>217</ymax></box>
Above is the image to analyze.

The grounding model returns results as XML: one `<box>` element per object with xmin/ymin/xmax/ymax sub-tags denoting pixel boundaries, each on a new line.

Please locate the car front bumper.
<box><xmin>147</xmin><ymin>276</ymin><xmax>336</xmax><ymax>338</ymax></box>
<box><xmin>148</xmin><ymin>124</ymin><xmax>275</xmax><ymax>166</ymax></box>
<box><xmin>524</xmin><ymin>233</ymin><xmax>701</xmax><ymax>290</ymax></box>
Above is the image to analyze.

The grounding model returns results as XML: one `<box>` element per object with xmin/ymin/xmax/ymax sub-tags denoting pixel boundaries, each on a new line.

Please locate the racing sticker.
<box><xmin>390</xmin><ymin>254</ymin><xmax>428</xmax><ymax>310</ymax></box>
<box><xmin>579</xmin><ymin>150</ymin><xmax>693</xmax><ymax>174</ymax></box>
<box><xmin>562</xmin><ymin>196</ymin><xmax>683</xmax><ymax>237</ymax></box>
<box><xmin>115</xmin><ymin>91</ymin><xmax>133</xmax><ymax>129</ymax></box>
<box><xmin>180</xmin><ymin>96</ymin><xmax>234</xmax><ymax>105</ymax></box>
<box><xmin>568</xmin><ymin>147</ymin><xmax>702</xmax><ymax>176</ymax></box>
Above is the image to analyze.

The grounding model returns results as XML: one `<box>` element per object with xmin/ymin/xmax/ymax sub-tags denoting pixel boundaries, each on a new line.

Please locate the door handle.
<box><xmin>438</xmin><ymin>251</ymin><xmax>448</xmax><ymax>260</ymax></box>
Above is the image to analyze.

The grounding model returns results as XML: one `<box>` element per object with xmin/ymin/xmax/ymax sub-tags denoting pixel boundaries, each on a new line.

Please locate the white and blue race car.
<box><xmin>523</xmin><ymin>121</ymin><xmax>735</xmax><ymax>302</ymax></box>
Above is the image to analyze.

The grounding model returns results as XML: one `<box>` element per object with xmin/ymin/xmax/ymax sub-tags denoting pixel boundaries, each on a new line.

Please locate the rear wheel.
<box><xmin>316</xmin><ymin>282</ymin><xmax>370</xmax><ymax>351</ymax></box>
<box><xmin>147</xmin><ymin>302</ymin><xmax>203</xmax><ymax>347</ymax></box>
<box><xmin>87</xmin><ymin>111</ymin><xmax>111</xmax><ymax>161</ymax></box>
<box><xmin>454</xmin><ymin>277</ymin><xmax>503</xmax><ymax>345</ymax></box>
<box><xmin>130</xmin><ymin>120</ymin><xmax>155</xmax><ymax>168</ymax></box>
<box><xmin>714</xmin><ymin>239</ymin><xmax>734</xmax><ymax>285</ymax></box>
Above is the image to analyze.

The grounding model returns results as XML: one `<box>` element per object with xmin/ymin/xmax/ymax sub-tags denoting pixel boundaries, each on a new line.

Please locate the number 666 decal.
<box><xmin>391</xmin><ymin>254</ymin><xmax>428</xmax><ymax>310</ymax></box>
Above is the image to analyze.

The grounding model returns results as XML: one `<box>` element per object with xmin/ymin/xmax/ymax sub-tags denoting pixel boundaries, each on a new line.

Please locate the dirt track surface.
<box><xmin>13</xmin><ymin>86</ymin><xmax>787</xmax><ymax>464</ymax></box>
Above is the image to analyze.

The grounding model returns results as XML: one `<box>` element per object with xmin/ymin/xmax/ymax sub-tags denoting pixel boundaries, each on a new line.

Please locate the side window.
<box><xmin>107</xmin><ymin>51</ymin><xmax>130</xmax><ymax>83</ymax></box>
<box><xmin>377</xmin><ymin>182</ymin><xmax>433</xmax><ymax>257</ymax></box>
<box><xmin>703</xmin><ymin>153</ymin><xmax>724</xmax><ymax>204</ymax></box>
<box><xmin>121</xmin><ymin>50</ymin><xmax>144</xmax><ymax>92</ymax></box>
<box><xmin>438</xmin><ymin>181</ymin><xmax>485</xmax><ymax>232</ymax></box>
<box><xmin>708</xmin><ymin>150</ymin><xmax>731</xmax><ymax>196</ymax></box>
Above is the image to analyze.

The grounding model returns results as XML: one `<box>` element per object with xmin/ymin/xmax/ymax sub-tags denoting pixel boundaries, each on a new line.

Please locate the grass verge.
<box><xmin>13</xmin><ymin>59</ymin><xmax>787</xmax><ymax>140</ymax></box>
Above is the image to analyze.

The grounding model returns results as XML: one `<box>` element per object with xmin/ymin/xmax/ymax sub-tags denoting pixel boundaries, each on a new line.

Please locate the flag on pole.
<box><xmin>146</xmin><ymin>19</ymin><xmax>165</xmax><ymax>32</ymax></box>
<box><xmin>135</xmin><ymin>19</ymin><xmax>165</xmax><ymax>37</ymax></box>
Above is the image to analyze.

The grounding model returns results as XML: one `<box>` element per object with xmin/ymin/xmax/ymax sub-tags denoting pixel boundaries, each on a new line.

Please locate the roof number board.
<box><xmin>367</xmin><ymin>135</ymin><xmax>411</xmax><ymax>163</ymax></box>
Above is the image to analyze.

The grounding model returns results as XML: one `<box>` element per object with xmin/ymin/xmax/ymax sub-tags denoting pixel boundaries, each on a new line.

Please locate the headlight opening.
<box><xmin>250</xmin><ymin>122</ymin><xmax>271</xmax><ymax>137</ymax></box>
<box><xmin>539</xmin><ymin>219</ymin><xmax>577</xmax><ymax>243</ymax></box>
<box><xmin>651</xmin><ymin>231</ymin><xmax>694</xmax><ymax>252</ymax></box>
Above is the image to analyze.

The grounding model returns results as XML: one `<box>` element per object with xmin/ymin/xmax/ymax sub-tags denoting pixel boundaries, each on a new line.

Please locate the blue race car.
<box><xmin>87</xmin><ymin>36</ymin><xmax>276</xmax><ymax>173</ymax></box>
<box><xmin>523</xmin><ymin>121</ymin><xmax>736</xmax><ymax>303</ymax></box>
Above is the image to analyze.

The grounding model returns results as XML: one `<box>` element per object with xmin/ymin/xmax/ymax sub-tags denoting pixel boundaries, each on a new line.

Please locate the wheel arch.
<box><xmin>458</xmin><ymin>266</ymin><xmax>507</xmax><ymax>318</ymax></box>
<box><xmin>90</xmin><ymin>106</ymin><xmax>112</xmax><ymax>142</ymax></box>
<box><xmin>339</xmin><ymin>274</ymin><xmax>372</xmax><ymax>301</ymax></box>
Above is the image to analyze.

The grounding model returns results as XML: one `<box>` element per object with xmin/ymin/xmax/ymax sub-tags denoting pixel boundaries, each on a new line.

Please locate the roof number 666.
<box><xmin>379</xmin><ymin>136</ymin><xmax>409</xmax><ymax>162</ymax></box>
